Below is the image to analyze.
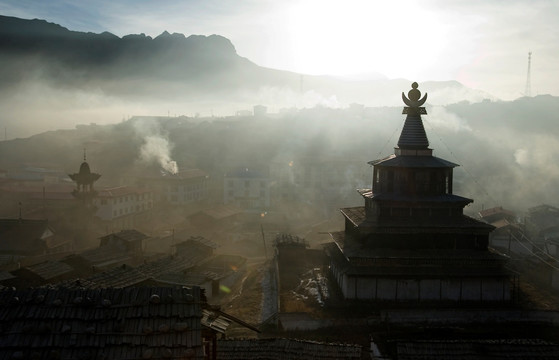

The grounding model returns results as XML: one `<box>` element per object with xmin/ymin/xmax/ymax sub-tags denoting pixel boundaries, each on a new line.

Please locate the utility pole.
<box><xmin>524</xmin><ymin>51</ymin><xmax>532</xmax><ymax>97</ymax></box>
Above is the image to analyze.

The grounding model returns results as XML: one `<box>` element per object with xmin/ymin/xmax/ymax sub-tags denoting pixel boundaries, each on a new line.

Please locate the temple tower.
<box><xmin>326</xmin><ymin>83</ymin><xmax>510</xmax><ymax>302</ymax></box>
<box><xmin>69</xmin><ymin>150</ymin><xmax>101</xmax><ymax>206</ymax></box>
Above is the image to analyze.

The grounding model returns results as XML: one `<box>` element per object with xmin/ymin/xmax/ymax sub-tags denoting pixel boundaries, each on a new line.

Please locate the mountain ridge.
<box><xmin>0</xmin><ymin>15</ymin><xmax>497</xmax><ymax>138</ymax></box>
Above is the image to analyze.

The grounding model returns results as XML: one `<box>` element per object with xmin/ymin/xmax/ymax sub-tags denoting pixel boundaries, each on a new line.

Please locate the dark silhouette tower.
<box><xmin>326</xmin><ymin>83</ymin><xmax>511</xmax><ymax>302</ymax></box>
<box><xmin>69</xmin><ymin>149</ymin><xmax>101</xmax><ymax>206</ymax></box>
<box><xmin>524</xmin><ymin>52</ymin><xmax>532</xmax><ymax>97</ymax></box>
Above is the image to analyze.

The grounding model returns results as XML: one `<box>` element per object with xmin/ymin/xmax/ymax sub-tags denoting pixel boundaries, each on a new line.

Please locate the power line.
<box><xmin>422</xmin><ymin>117</ymin><xmax>499</xmax><ymax>206</ymax></box>
<box><xmin>373</xmin><ymin>117</ymin><xmax>405</xmax><ymax>159</ymax></box>
<box><xmin>510</xmin><ymin>231</ymin><xmax>559</xmax><ymax>271</ymax></box>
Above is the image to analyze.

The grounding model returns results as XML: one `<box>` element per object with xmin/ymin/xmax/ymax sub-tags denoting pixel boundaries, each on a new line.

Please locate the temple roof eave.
<box><xmin>69</xmin><ymin>173</ymin><xmax>101</xmax><ymax>184</ymax></box>
<box><xmin>368</xmin><ymin>154</ymin><xmax>459</xmax><ymax>168</ymax></box>
<box><xmin>340</xmin><ymin>206</ymin><xmax>495</xmax><ymax>233</ymax></box>
<box><xmin>356</xmin><ymin>189</ymin><xmax>473</xmax><ymax>204</ymax></box>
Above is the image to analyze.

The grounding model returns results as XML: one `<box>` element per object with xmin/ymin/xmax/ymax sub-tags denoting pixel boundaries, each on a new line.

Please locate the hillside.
<box><xmin>1</xmin><ymin>94</ymin><xmax>558</xmax><ymax>214</ymax></box>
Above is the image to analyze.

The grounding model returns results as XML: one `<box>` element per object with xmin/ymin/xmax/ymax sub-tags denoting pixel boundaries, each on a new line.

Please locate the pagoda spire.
<box><xmin>397</xmin><ymin>82</ymin><xmax>429</xmax><ymax>150</ymax></box>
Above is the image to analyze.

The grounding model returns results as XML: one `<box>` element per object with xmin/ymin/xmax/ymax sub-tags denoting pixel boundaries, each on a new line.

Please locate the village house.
<box><xmin>479</xmin><ymin>206</ymin><xmax>527</xmax><ymax>256</ymax></box>
<box><xmin>0</xmin><ymin>218</ymin><xmax>71</xmax><ymax>257</ymax></box>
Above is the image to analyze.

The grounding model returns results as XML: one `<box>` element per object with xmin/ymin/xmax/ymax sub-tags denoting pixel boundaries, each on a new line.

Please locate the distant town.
<box><xmin>1</xmin><ymin>82</ymin><xmax>559</xmax><ymax>359</ymax></box>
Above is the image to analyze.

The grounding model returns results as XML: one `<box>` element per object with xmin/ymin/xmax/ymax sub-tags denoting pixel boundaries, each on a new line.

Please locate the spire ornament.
<box><xmin>396</xmin><ymin>82</ymin><xmax>430</xmax><ymax>150</ymax></box>
<box><xmin>402</xmin><ymin>82</ymin><xmax>427</xmax><ymax>115</ymax></box>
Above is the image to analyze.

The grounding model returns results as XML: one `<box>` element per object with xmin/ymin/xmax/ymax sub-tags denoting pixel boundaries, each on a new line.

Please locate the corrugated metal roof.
<box><xmin>22</xmin><ymin>260</ymin><xmax>74</xmax><ymax>280</ymax></box>
<box><xmin>137</xmin><ymin>252</ymin><xmax>209</xmax><ymax>278</ymax></box>
<box><xmin>87</xmin><ymin>264</ymin><xmax>152</xmax><ymax>288</ymax></box>
<box><xmin>78</xmin><ymin>244</ymin><xmax>132</xmax><ymax>266</ymax></box>
<box><xmin>99</xmin><ymin>229</ymin><xmax>150</xmax><ymax>243</ymax></box>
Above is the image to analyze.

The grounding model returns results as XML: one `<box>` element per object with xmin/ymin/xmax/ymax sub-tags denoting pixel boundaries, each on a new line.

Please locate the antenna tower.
<box><xmin>524</xmin><ymin>52</ymin><xmax>532</xmax><ymax>97</ymax></box>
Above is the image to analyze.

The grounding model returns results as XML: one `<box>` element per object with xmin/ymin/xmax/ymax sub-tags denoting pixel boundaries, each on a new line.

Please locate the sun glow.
<box><xmin>285</xmin><ymin>0</ymin><xmax>450</xmax><ymax>79</ymax></box>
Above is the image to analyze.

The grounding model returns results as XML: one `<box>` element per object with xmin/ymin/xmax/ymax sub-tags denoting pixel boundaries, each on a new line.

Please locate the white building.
<box><xmin>137</xmin><ymin>169</ymin><xmax>209</xmax><ymax>206</ymax></box>
<box><xmin>224</xmin><ymin>168</ymin><xmax>270</xmax><ymax>211</ymax></box>
<box><xmin>92</xmin><ymin>186</ymin><xmax>153</xmax><ymax>230</ymax></box>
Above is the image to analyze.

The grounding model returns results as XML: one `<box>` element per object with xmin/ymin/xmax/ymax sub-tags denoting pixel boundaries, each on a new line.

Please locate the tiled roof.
<box><xmin>0</xmin><ymin>286</ymin><xmax>204</xmax><ymax>360</ymax></box>
<box><xmin>216</xmin><ymin>338</ymin><xmax>362</xmax><ymax>359</ymax></box>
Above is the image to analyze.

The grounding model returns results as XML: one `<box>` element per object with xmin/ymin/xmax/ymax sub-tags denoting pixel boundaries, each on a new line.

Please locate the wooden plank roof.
<box><xmin>0</xmin><ymin>286</ymin><xmax>204</xmax><ymax>360</ymax></box>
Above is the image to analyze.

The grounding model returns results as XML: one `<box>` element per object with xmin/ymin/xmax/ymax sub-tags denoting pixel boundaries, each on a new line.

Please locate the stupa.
<box><xmin>326</xmin><ymin>83</ymin><xmax>510</xmax><ymax>302</ymax></box>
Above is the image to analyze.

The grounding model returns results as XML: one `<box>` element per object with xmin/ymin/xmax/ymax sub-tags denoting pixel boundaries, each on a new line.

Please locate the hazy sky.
<box><xmin>0</xmin><ymin>0</ymin><xmax>557</xmax><ymax>100</ymax></box>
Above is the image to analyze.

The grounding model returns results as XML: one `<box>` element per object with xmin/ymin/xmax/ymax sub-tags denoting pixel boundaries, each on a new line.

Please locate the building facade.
<box><xmin>92</xmin><ymin>186</ymin><xmax>153</xmax><ymax>230</ymax></box>
<box><xmin>136</xmin><ymin>169</ymin><xmax>209</xmax><ymax>206</ymax></box>
<box><xmin>224</xmin><ymin>168</ymin><xmax>270</xmax><ymax>211</ymax></box>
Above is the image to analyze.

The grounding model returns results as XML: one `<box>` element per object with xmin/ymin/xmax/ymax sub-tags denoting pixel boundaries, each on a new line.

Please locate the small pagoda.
<box><xmin>69</xmin><ymin>150</ymin><xmax>101</xmax><ymax>206</ymax></box>
<box><xmin>326</xmin><ymin>83</ymin><xmax>510</xmax><ymax>302</ymax></box>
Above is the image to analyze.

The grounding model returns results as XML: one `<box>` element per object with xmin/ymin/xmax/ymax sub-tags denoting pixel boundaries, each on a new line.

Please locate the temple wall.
<box><xmin>419</xmin><ymin>279</ymin><xmax>440</xmax><ymax>300</ymax></box>
<box><xmin>340</xmin><ymin>275</ymin><xmax>510</xmax><ymax>302</ymax></box>
<box><xmin>396</xmin><ymin>279</ymin><xmax>419</xmax><ymax>300</ymax></box>
<box><xmin>441</xmin><ymin>279</ymin><xmax>462</xmax><ymax>301</ymax></box>
<box><xmin>376</xmin><ymin>279</ymin><xmax>397</xmax><ymax>300</ymax></box>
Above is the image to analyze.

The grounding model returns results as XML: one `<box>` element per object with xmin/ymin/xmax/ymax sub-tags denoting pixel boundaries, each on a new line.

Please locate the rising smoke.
<box><xmin>133</xmin><ymin>117</ymin><xmax>179</xmax><ymax>174</ymax></box>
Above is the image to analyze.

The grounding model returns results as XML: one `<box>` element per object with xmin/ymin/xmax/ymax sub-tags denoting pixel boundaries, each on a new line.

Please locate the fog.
<box><xmin>1</xmin><ymin>15</ymin><xmax>559</xmax><ymax>240</ymax></box>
